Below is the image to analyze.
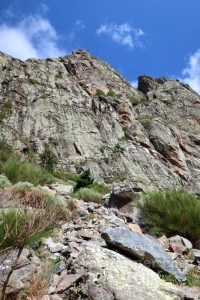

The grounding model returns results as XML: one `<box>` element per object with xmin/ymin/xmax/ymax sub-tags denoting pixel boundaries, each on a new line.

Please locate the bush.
<box><xmin>107</xmin><ymin>90</ymin><xmax>115</xmax><ymax>97</ymax></box>
<box><xmin>0</xmin><ymin>175</ymin><xmax>11</xmax><ymax>188</ymax></box>
<box><xmin>89</xmin><ymin>183</ymin><xmax>110</xmax><ymax>194</ymax></box>
<box><xmin>73</xmin><ymin>187</ymin><xmax>101</xmax><ymax>203</ymax></box>
<box><xmin>95</xmin><ymin>89</ymin><xmax>105</xmax><ymax>96</ymax></box>
<box><xmin>39</xmin><ymin>148</ymin><xmax>58</xmax><ymax>172</ymax></box>
<box><xmin>141</xmin><ymin>189</ymin><xmax>200</xmax><ymax>243</ymax></box>
<box><xmin>0</xmin><ymin>187</ymin><xmax>68</xmax><ymax>300</ymax></box>
<box><xmin>53</xmin><ymin>170</ymin><xmax>79</xmax><ymax>183</ymax></box>
<box><xmin>74</xmin><ymin>169</ymin><xmax>93</xmax><ymax>191</ymax></box>
<box><xmin>2</xmin><ymin>156</ymin><xmax>53</xmax><ymax>186</ymax></box>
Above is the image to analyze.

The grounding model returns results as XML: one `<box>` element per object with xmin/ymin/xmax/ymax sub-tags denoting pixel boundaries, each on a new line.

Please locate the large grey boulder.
<box><xmin>72</xmin><ymin>244</ymin><xmax>184</xmax><ymax>300</ymax></box>
<box><xmin>101</xmin><ymin>227</ymin><xmax>186</xmax><ymax>282</ymax></box>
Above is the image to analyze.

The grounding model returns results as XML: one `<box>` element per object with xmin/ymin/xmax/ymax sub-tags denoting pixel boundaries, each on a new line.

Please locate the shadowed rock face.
<box><xmin>102</xmin><ymin>227</ymin><xmax>186</xmax><ymax>282</ymax></box>
<box><xmin>0</xmin><ymin>50</ymin><xmax>200</xmax><ymax>192</ymax></box>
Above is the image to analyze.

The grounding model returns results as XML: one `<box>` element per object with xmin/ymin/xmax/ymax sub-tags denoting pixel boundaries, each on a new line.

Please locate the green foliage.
<box><xmin>0</xmin><ymin>175</ymin><xmax>11</xmax><ymax>188</ymax></box>
<box><xmin>74</xmin><ymin>169</ymin><xmax>93</xmax><ymax>191</ymax></box>
<box><xmin>187</xmin><ymin>268</ymin><xmax>200</xmax><ymax>287</ymax></box>
<box><xmin>39</xmin><ymin>148</ymin><xmax>58</xmax><ymax>172</ymax></box>
<box><xmin>29</xmin><ymin>78</ymin><xmax>39</xmax><ymax>85</ymax></box>
<box><xmin>158</xmin><ymin>272</ymin><xmax>179</xmax><ymax>285</ymax></box>
<box><xmin>73</xmin><ymin>187</ymin><xmax>101</xmax><ymax>203</ymax></box>
<box><xmin>113</xmin><ymin>143</ymin><xmax>124</xmax><ymax>154</ymax></box>
<box><xmin>95</xmin><ymin>89</ymin><xmax>105</xmax><ymax>96</ymax></box>
<box><xmin>0</xmin><ymin>189</ymin><xmax>67</xmax><ymax>251</ymax></box>
<box><xmin>0</xmin><ymin>112</ymin><xmax>6</xmax><ymax>120</ymax></box>
<box><xmin>2</xmin><ymin>156</ymin><xmax>53</xmax><ymax>185</ymax></box>
<box><xmin>14</xmin><ymin>181</ymin><xmax>34</xmax><ymax>191</ymax></box>
<box><xmin>140</xmin><ymin>189</ymin><xmax>200</xmax><ymax>242</ymax></box>
<box><xmin>107</xmin><ymin>90</ymin><xmax>115</xmax><ymax>97</ymax></box>
<box><xmin>130</xmin><ymin>96</ymin><xmax>148</xmax><ymax>107</ymax></box>
<box><xmin>3</xmin><ymin>101</ymin><xmax>12</xmax><ymax>110</ymax></box>
<box><xmin>155</xmin><ymin>77</ymin><xmax>167</xmax><ymax>84</ymax></box>
<box><xmin>55</xmin><ymin>71</ymin><xmax>62</xmax><ymax>80</ymax></box>
<box><xmin>40</xmin><ymin>94</ymin><xmax>48</xmax><ymax>99</ymax></box>
<box><xmin>89</xmin><ymin>183</ymin><xmax>111</xmax><ymax>194</ymax></box>
<box><xmin>53</xmin><ymin>170</ymin><xmax>79</xmax><ymax>183</ymax></box>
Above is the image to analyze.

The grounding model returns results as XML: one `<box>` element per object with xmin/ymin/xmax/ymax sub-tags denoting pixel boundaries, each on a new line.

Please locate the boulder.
<box><xmin>102</xmin><ymin>227</ymin><xmax>186</xmax><ymax>282</ymax></box>
<box><xmin>169</xmin><ymin>235</ymin><xmax>193</xmax><ymax>251</ymax></box>
<box><xmin>49</xmin><ymin>184</ymin><xmax>74</xmax><ymax>196</ymax></box>
<box><xmin>72</xmin><ymin>244</ymin><xmax>184</xmax><ymax>300</ymax></box>
<box><xmin>102</xmin><ymin>184</ymin><xmax>142</xmax><ymax>219</ymax></box>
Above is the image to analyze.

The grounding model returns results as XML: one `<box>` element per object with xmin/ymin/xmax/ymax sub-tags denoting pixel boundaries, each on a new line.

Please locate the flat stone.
<box><xmin>56</xmin><ymin>274</ymin><xmax>82</xmax><ymax>293</ymax></box>
<box><xmin>102</xmin><ymin>227</ymin><xmax>186</xmax><ymax>282</ymax></box>
<box><xmin>72</xmin><ymin>244</ymin><xmax>184</xmax><ymax>300</ymax></box>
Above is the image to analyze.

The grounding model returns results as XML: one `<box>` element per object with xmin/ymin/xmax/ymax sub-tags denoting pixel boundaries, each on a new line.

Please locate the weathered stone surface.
<box><xmin>72</xmin><ymin>244</ymin><xmax>184</xmax><ymax>300</ymax></box>
<box><xmin>0</xmin><ymin>248</ymin><xmax>42</xmax><ymax>295</ymax></box>
<box><xmin>44</xmin><ymin>237</ymin><xmax>66</xmax><ymax>253</ymax></box>
<box><xmin>56</xmin><ymin>273</ymin><xmax>82</xmax><ymax>293</ymax></box>
<box><xmin>49</xmin><ymin>184</ymin><xmax>74</xmax><ymax>195</ymax></box>
<box><xmin>0</xmin><ymin>51</ymin><xmax>200</xmax><ymax>192</ymax></box>
<box><xmin>102</xmin><ymin>184</ymin><xmax>142</xmax><ymax>217</ymax></box>
<box><xmin>191</xmin><ymin>249</ymin><xmax>200</xmax><ymax>258</ymax></box>
<box><xmin>102</xmin><ymin>227</ymin><xmax>186</xmax><ymax>282</ymax></box>
<box><xmin>169</xmin><ymin>235</ymin><xmax>193</xmax><ymax>251</ymax></box>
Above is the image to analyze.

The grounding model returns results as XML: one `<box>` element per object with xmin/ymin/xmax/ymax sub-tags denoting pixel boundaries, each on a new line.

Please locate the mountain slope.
<box><xmin>0</xmin><ymin>49</ymin><xmax>200</xmax><ymax>192</ymax></box>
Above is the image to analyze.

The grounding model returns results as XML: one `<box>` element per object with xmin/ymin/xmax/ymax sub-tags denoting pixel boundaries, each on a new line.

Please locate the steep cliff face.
<box><xmin>0</xmin><ymin>49</ymin><xmax>200</xmax><ymax>192</ymax></box>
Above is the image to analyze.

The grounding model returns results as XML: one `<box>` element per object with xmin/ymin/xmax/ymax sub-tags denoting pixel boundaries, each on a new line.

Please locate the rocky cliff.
<box><xmin>0</xmin><ymin>49</ymin><xmax>200</xmax><ymax>192</ymax></box>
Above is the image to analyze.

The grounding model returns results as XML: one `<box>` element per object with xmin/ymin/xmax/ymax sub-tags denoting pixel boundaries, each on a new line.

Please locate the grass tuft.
<box><xmin>140</xmin><ymin>189</ymin><xmax>200</xmax><ymax>243</ymax></box>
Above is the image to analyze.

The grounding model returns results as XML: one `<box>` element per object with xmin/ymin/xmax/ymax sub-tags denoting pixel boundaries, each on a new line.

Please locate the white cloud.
<box><xmin>0</xmin><ymin>14</ymin><xmax>66</xmax><ymax>60</ymax></box>
<box><xmin>96</xmin><ymin>22</ymin><xmax>144</xmax><ymax>49</ymax></box>
<box><xmin>131</xmin><ymin>80</ymin><xmax>138</xmax><ymax>88</ymax></box>
<box><xmin>181</xmin><ymin>49</ymin><xmax>200</xmax><ymax>94</ymax></box>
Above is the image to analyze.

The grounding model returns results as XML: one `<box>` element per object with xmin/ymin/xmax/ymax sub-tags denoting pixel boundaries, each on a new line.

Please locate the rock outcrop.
<box><xmin>0</xmin><ymin>50</ymin><xmax>200</xmax><ymax>193</ymax></box>
<box><xmin>102</xmin><ymin>227</ymin><xmax>186</xmax><ymax>282</ymax></box>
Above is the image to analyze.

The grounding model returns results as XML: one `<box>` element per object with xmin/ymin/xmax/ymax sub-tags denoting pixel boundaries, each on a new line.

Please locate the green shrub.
<box><xmin>141</xmin><ymin>189</ymin><xmax>200</xmax><ymax>243</ymax></box>
<box><xmin>89</xmin><ymin>183</ymin><xmax>110</xmax><ymax>194</ymax></box>
<box><xmin>187</xmin><ymin>268</ymin><xmax>200</xmax><ymax>287</ymax></box>
<box><xmin>0</xmin><ymin>141</ymin><xmax>13</xmax><ymax>165</ymax></box>
<box><xmin>107</xmin><ymin>90</ymin><xmax>115</xmax><ymax>97</ymax></box>
<box><xmin>29</xmin><ymin>78</ymin><xmax>39</xmax><ymax>85</ymax></box>
<box><xmin>0</xmin><ymin>175</ymin><xmax>11</xmax><ymax>188</ymax></box>
<box><xmin>95</xmin><ymin>89</ymin><xmax>105</xmax><ymax>96</ymax></box>
<box><xmin>155</xmin><ymin>77</ymin><xmax>167</xmax><ymax>84</ymax></box>
<box><xmin>0</xmin><ymin>188</ymin><xmax>67</xmax><ymax>251</ymax></box>
<box><xmin>2</xmin><ymin>156</ymin><xmax>53</xmax><ymax>185</ymax></box>
<box><xmin>53</xmin><ymin>170</ymin><xmax>79</xmax><ymax>183</ymax></box>
<box><xmin>55</xmin><ymin>71</ymin><xmax>62</xmax><ymax>80</ymax></box>
<box><xmin>74</xmin><ymin>169</ymin><xmax>93</xmax><ymax>191</ymax></box>
<box><xmin>2</xmin><ymin>156</ymin><xmax>21</xmax><ymax>183</ymax></box>
<box><xmin>13</xmin><ymin>181</ymin><xmax>34</xmax><ymax>191</ymax></box>
<box><xmin>113</xmin><ymin>143</ymin><xmax>124</xmax><ymax>154</ymax></box>
<box><xmin>39</xmin><ymin>148</ymin><xmax>58</xmax><ymax>172</ymax></box>
<box><xmin>73</xmin><ymin>187</ymin><xmax>101</xmax><ymax>203</ymax></box>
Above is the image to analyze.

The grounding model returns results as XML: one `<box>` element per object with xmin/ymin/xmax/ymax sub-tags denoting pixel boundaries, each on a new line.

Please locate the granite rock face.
<box><xmin>72</xmin><ymin>244</ymin><xmax>184</xmax><ymax>300</ymax></box>
<box><xmin>102</xmin><ymin>227</ymin><xmax>186</xmax><ymax>282</ymax></box>
<box><xmin>1</xmin><ymin>50</ymin><xmax>200</xmax><ymax>192</ymax></box>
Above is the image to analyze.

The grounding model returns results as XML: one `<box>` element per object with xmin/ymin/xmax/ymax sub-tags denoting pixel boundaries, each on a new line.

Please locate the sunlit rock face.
<box><xmin>0</xmin><ymin>49</ymin><xmax>200</xmax><ymax>192</ymax></box>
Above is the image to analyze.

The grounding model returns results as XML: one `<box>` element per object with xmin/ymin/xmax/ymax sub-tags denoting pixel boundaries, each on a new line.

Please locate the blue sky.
<box><xmin>0</xmin><ymin>0</ymin><xmax>200</xmax><ymax>93</ymax></box>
